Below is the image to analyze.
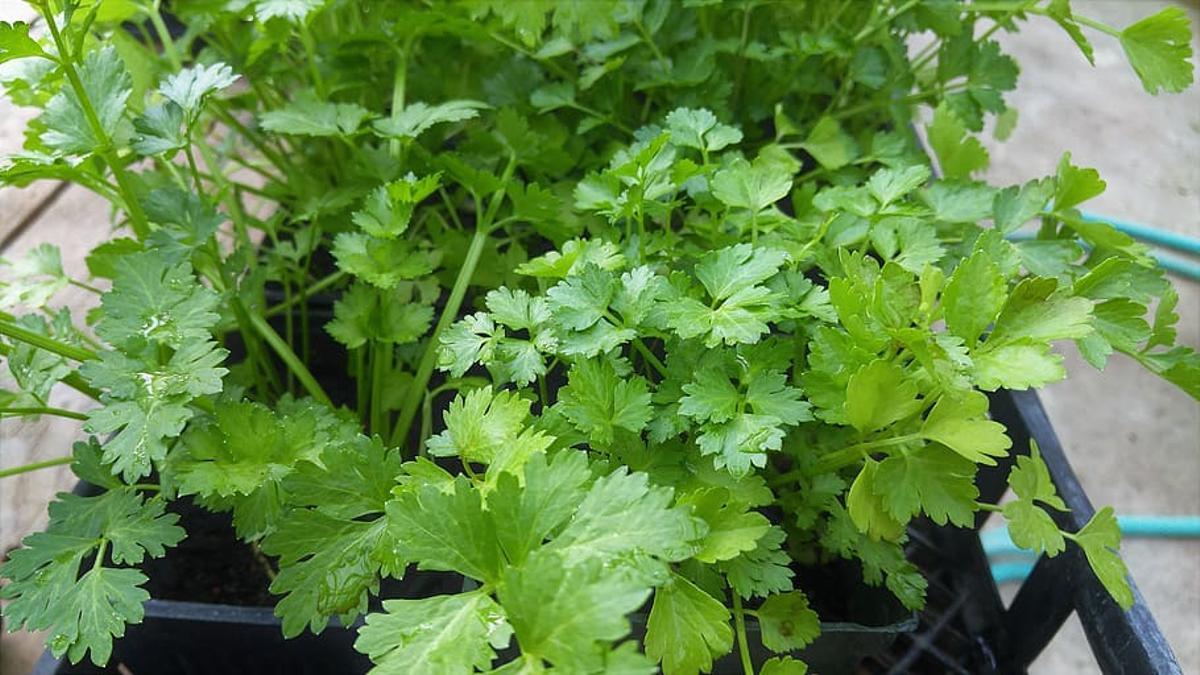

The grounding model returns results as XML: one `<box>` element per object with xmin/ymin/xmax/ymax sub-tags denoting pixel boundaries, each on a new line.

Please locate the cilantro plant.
<box><xmin>0</xmin><ymin>1</ymin><xmax>1196</xmax><ymax>673</ymax></box>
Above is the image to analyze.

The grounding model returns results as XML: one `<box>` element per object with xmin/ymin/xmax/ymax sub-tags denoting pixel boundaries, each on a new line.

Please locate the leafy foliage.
<box><xmin>0</xmin><ymin>0</ymin><xmax>1193</xmax><ymax>671</ymax></box>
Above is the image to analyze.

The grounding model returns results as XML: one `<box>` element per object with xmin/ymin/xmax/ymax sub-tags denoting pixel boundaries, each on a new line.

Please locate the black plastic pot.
<box><xmin>31</xmin><ymin>487</ymin><xmax>915</xmax><ymax>675</ymax></box>
<box><xmin>31</xmin><ymin>290</ymin><xmax>1176</xmax><ymax>673</ymax></box>
<box><xmin>860</xmin><ymin>389</ymin><xmax>1181</xmax><ymax>674</ymax></box>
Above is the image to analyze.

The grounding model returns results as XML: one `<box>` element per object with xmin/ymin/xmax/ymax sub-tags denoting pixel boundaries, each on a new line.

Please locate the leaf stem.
<box><xmin>39</xmin><ymin>5</ymin><xmax>150</xmax><ymax>239</ymax></box>
<box><xmin>0</xmin><ymin>456</ymin><xmax>73</xmax><ymax>479</ymax></box>
<box><xmin>0</xmin><ymin>406</ymin><xmax>88</xmax><ymax>421</ymax></box>
<box><xmin>263</xmin><ymin>270</ymin><xmax>346</xmax><ymax>318</ymax></box>
<box><xmin>241</xmin><ymin>305</ymin><xmax>332</xmax><ymax>406</ymax></box>
<box><xmin>1065</xmin><ymin>12</ymin><xmax>1121</xmax><ymax>38</ymax></box>
<box><xmin>807</xmin><ymin>433</ymin><xmax>922</xmax><ymax>475</ymax></box>
<box><xmin>391</xmin><ymin>226</ymin><xmax>490</xmax><ymax>448</ymax></box>
<box><xmin>147</xmin><ymin>0</ymin><xmax>184</xmax><ymax>69</ymax></box>
<box><xmin>632</xmin><ymin>339</ymin><xmax>668</xmax><ymax>378</ymax></box>
<box><xmin>370</xmin><ymin>340</ymin><xmax>391</xmax><ymax>436</ymax></box>
<box><xmin>0</xmin><ymin>319</ymin><xmax>96</xmax><ymax>362</ymax></box>
<box><xmin>731</xmin><ymin>592</ymin><xmax>756</xmax><ymax>675</ymax></box>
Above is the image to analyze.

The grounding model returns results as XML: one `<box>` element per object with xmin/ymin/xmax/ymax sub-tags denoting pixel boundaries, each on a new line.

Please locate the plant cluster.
<box><xmin>0</xmin><ymin>1</ymin><xmax>1196</xmax><ymax>673</ymax></box>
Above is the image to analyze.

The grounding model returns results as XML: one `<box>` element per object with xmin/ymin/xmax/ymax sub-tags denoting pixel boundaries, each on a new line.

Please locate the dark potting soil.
<box><xmin>140</xmin><ymin>496</ymin><xmax>276</xmax><ymax>606</ymax></box>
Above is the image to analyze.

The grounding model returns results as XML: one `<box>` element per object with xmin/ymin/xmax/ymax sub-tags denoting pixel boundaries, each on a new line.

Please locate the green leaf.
<box><xmin>1046</xmin><ymin>0</ymin><xmax>1095</xmax><ymax>65</ymax></box>
<box><xmin>4</xmin><ymin>313</ymin><xmax>76</xmax><ymax>400</ymax></box>
<box><xmin>255</xmin><ymin>0</ymin><xmax>326</xmax><ymax>22</ymax></box>
<box><xmin>660</xmin><ymin>245</ymin><xmax>787</xmax><ymax>348</ymax></box>
<box><xmin>875</xmin><ymin>445</ymin><xmax>979</xmax><ymax>527</ymax></box>
<box><xmin>500</xmin><ymin>551</ymin><xmax>650</xmax><ymax>672</ymax></box>
<box><xmin>425</xmin><ymin>386</ymin><xmax>542</xmax><ymax>466</ymax></box>
<box><xmin>261</xmin><ymin>91</ymin><xmax>373</xmax><ymax>137</ymax></box>
<box><xmin>516</xmin><ymin>239</ymin><xmax>625</xmax><ymax>279</ymax></box>
<box><xmin>40</xmin><ymin>47</ymin><xmax>132</xmax><ymax>155</ymax></box>
<box><xmin>679</xmin><ymin>488</ymin><xmax>770</xmax><ymax>564</ymax></box>
<box><xmin>352</xmin><ymin>173</ymin><xmax>442</xmax><ymax>239</ymax></box>
<box><xmin>1</xmin><ymin>489</ymin><xmax>183</xmax><ymax>665</ymax></box>
<box><xmin>0</xmin><ymin>243</ymin><xmax>69</xmax><ymax>310</ymax></box>
<box><xmin>438</xmin><ymin>312</ymin><xmax>500</xmax><ymax>377</ymax></box>
<box><xmin>844</xmin><ymin>360</ymin><xmax>921</xmax><ymax>433</ymax></box>
<box><xmin>926</xmin><ymin>105</ymin><xmax>988</xmax><ymax>179</ymax></box>
<box><xmin>46</xmin><ymin>567</ymin><xmax>150</xmax><ymax>666</ymax></box>
<box><xmin>799</xmin><ymin>116</ymin><xmax>858</xmax><ymax>170</ymax></box>
<box><xmin>529</xmin><ymin>82</ymin><xmax>576</xmax><ymax>112</ymax></box>
<box><xmin>84</xmin><ymin>396</ymin><xmax>193</xmax><ymax>481</ymax></box>
<box><xmin>867</xmin><ymin>164</ymin><xmax>930</xmax><ymax>208</ymax></box>
<box><xmin>355</xmin><ymin>592</ymin><xmax>508</xmax><ymax>674</ymax></box>
<box><xmin>923</xmin><ymin>181</ymin><xmax>996</xmax><ymax>223</ymax></box>
<box><xmin>665</xmin><ymin>107</ymin><xmax>743</xmax><ymax>154</ymax></box>
<box><xmin>131</xmin><ymin>103</ymin><xmax>186</xmax><ymax>155</ymax></box>
<box><xmin>159</xmin><ymin>62</ymin><xmax>238</xmax><ymax>115</ymax></box>
<box><xmin>718</xmin><ymin>526</ymin><xmax>794</xmax><ymax>600</ymax></box>
<box><xmin>387</xmin><ymin>477</ymin><xmax>505</xmax><ymax>583</ymax></box>
<box><xmin>546</xmin><ymin>266</ymin><xmax>635</xmax><ymax>356</ymax></box>
<box><xmin>942</xmin><ymin>251</ymin><xmax>1005</xmax><ymax>346</ymax></box>
<box><xmin>0</xmin><ymin>21</ymin><xmax>44</xmax><ymax>64</ymax></box>
<box><xmin>711</xmin><ymin>158</ymin><xmax>793</xmax><ymax>213</ymax></box>
<box><xmin>95</xmin><ymin>252</ymin><xmax>220</xmax><ymax>349</ymax></box>
<box><xmin>847</xmin><ymin>460</ymin><xmax>905</xmax><ymax>541</ymax></box>
<box><xmin>327</xmin><ymin>282</ymin><xmax>432</xmax><ymax>349</ymax></box>
<box><xmin>993</xmin><ymin>178</ymin><xmax>1055</xmax><ymax>234</ymax></box>
<box><xmin>548</xmin><ymin>466</ymin><xmax>702</xmax><ymax>567</ymax></box>
<box><xmin>1004</xmin><ymin>441</ymin><xmax>1060</xmax><ymax>505</ymax></box>
<box><xmin>972</xmin><ymin>342</ymin><xmax>1067</xmax><ymax>391</ymax></box>
<box><xmin>488</xmin><ymin>451</ymin><xmax>592</xmax><ymax>567</ymax></box>
<box><xmin>174</xmin><ymin>400</ymin><xmax>323</xmax><ymax>498</ymax></box>
<box><xmin>679</xmin><ymin>369</ymin><xmax>741</xmax><ymax>423</ymax></box>
<box><xmin>645</xmin><ymin>572</ymin><xmax>733</xmax><ymax>675</ymax></box>
<box><xmin>143</xmin><ymin>188</ymin><xmax>224</xmax><ymax>243</ymax></box>
<box><xmin>1002</xmin><ymin>443</ymin><xmax>1068</xmax><ymax>556</ymax></box>
<box><xmin>757</xmin><ymin>591</ymin><xmax>820</xmax><ymax>653</ymax></box>
<box><xmin>261</xmin><ymin>508</ymin><xmax>394</xmax><ymax>637</ymax></box>
<box><xmin>987</xmin><ymin>277</ymin><xmax>1093</xmax><ymax>346</ymax></box>
<box><xmin>1078</xmin><ymin>299</ymin><xmax>1151</xmax><ymax>369</ymax></box>
<box><xmin>1073</xmin><ymin>507</ymin><xmax>1134</xmax><ymax>610</ymax></box>
<box><xmin>761</xmin><ymin>656</ymin><xmax>809</xmax><ymax>675</ymax></box>
<box><xmin>373</xmin><ymin>100</ymin><xmax>489</xmax><ymax>140</ymax></box>
<box><xmin>1052</xmin><ymin>153</ymin><xmax>1106</xmax><ymax>212</ymax></box>
<box><xmin>1004</xmin><ymin>500</ymin><xmax>1065</xmax><ymax>557</ymax></box>
<box><xmin>919</xmin><ymin>391</ymin><xmax>1011</xmax><ymax>465</ymax></box>
<box><xmin>1119</xmin><ymin>6</ymin><xmax>1194</xmax><ymax>95</ymax></box>
<box><xmin>558</xmin><ymin>359</ymin><xmax>654</xmax><ymax>445</ymax></box>
<box><xmin>331</xmin><ymin>233</ymin><xmax>435</xmax><ymax>288</ymax></box>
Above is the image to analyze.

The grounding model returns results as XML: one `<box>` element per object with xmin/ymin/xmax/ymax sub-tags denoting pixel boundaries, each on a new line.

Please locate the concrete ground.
<box><xmin>982</xmin><ymin>2</ymin><xmax>1200</xmax><ymax>672</ymax></box>
<box><xmin>0</xmin><ymin>1</ymin><xmax>1197</xmax><ymax>674</ymax></box>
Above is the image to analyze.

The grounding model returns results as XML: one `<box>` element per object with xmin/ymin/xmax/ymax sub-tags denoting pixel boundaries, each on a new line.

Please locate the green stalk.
<box><xmin>354</xmin><ymin>347</ymin><xmax>368</xmax><ymax>421</ymax></box>
<box><xmin>40</xmin><ymin>6</ymin><xmax>150</xmax><ymax>239</ymax></box>
<box><xmin>195</xmin><ymin>139</ymin><xmax>254</xmax><ymax>253</ymax></box>
<box><xmin>0</xmin><ymin>456</ymin><xmax>74</xmax><ymax>479</ymax></box>
<box><xmin>389</xmin><ymin>36</ymin><xmax>415</xmax><ymax>158</ymax></box>
<box><xmin>0</xmin><ymin>319</ymin><xmax>96</xmax><ymax>362</ymax></box>
<box><xmin>297</xmin><ymin>22</ymin><xmax>327</xmax><ymax>98</ymax></box>
<box><xmin>242</xmin><ymin>305</ymin><xmax>331</xmax><ymax>406</ymax></box>
<box><xmin>59</xmin><ymin>372</ymin><xmax>103</xmax><ymax>401</ymax></box>
<box><xmin>0</xmin><ymin>406</ymin><xmax>89</xmax><ymax>421</ymax></box>
<box><xmin>807</xmin><ymin>433</ymin><xmax>922</xmax><ymax>476</ymax></box>
<box><xmin>147</xmin><ymin>0</ymin><xmax>184</xmax><ymax>69</ymax></box>
<box><xmin>264</xmin><ymin>273</ymin><xmax>345</xmax><ymax>318</ymax></box>
<box><xmin>390</xmin><ymin>227</ymin><xmax>489</xmax><ymax>448</ymax></box>
<box><xmin>731</xmin><ymin>592</ymin><xmax>756</xmax><ymax>675</ymax></box>
<box><xmin>370</xmin><ymin>340</ymin><xmax>392</xmax><ymax>436</ymax></box>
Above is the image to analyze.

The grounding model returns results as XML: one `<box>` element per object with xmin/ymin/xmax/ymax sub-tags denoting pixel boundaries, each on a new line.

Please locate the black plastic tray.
<box><xmin>863</xmin><ymin>388</ymin><xmax>1181</xmax><ymax>675</ymax></box>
